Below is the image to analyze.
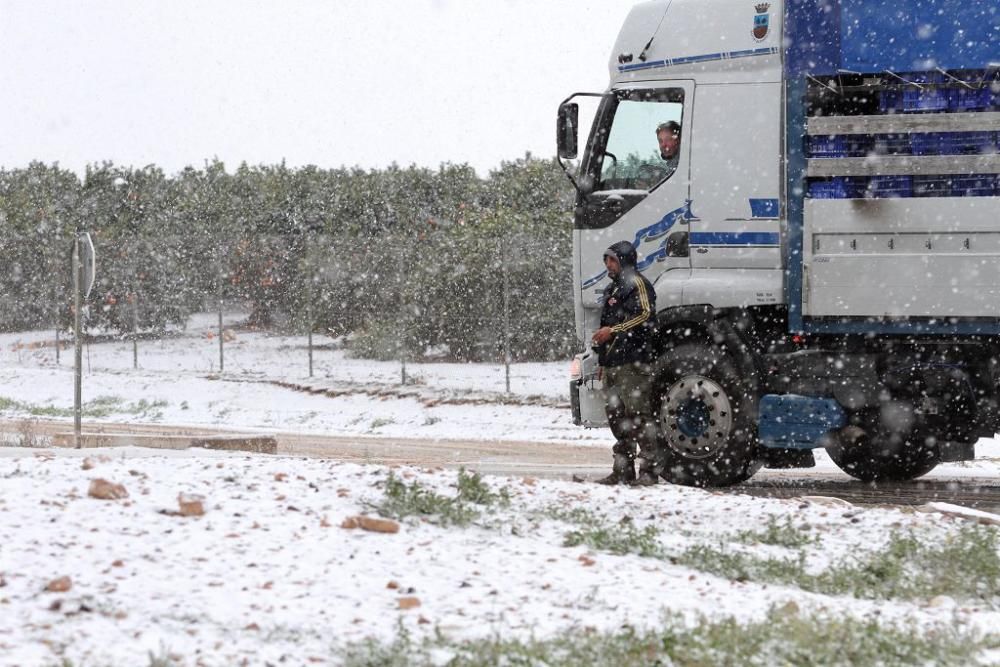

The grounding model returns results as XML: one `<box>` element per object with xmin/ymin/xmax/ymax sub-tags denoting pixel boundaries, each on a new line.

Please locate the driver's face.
<box><xmin>658</xmin><ymin>130</ymin><xmax>680</xmax><ymax>160</ymax></box>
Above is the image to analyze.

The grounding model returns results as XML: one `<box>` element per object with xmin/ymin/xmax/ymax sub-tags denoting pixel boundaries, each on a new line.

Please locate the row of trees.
<box><xmin>0</xmin><ymin>157</ymin><xmax>579</xmax><ymax>361</ymax></box>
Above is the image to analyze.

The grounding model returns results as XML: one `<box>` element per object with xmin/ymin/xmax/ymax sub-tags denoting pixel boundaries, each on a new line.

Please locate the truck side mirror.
<box><xmin>557</xmin><ymin>103</ymin><xmax>579</xmax><ymax>159</ymax></box>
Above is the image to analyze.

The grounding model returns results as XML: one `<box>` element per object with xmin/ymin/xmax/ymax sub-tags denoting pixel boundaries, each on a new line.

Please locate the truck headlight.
<box><xmin>569</xmin><ymin>357</ymin><xmax>582</xmax><ymax>381</ymax></box>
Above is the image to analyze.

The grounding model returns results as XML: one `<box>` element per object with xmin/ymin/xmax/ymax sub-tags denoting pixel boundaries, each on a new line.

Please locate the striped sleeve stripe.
<box><xmin>610</xmin><ymin>278</ymin><xmax>651</xmax><ymax>333</ymax></box>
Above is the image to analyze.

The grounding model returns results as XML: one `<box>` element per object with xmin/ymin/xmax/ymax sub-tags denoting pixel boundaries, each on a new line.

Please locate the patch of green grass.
<box><xmin>680</xmin><ymin>525</ymin><xmax>1000</xmax><ymax>602</ymax></box>
<box><xmin>370</xmin><ymin>469</ymin><xmax>509</xmax><ymax>527</ymax></box>
<box><xmin>0</xmin><ymin>396</ymin><xmax>21</xmax><ymax>410</ymax></box>
<box><xmin>369</xmin><ymin>417</ymin><xmax>395</xmax><ymax>429</ymax></box>
<box><xmin>548</xmin><ymin>506</ymin><xmax>999</xmax><ymax>603</ymax></box>
<box><xmin>25</xmin><ymin>405</ymin><xmax>69</xmax><ymax>417</ymax></box>
<box><xmin>146</xmin><ymin>644</ymin><xmax>179</xmax><ymax>667</ymax></box>
<box><xmin>129</xmin><ymin>398</ymin><xmax>168</xmax><ymax>417</ymax></box>
<box><xmin>1</xmin><ymin>394</ymin><xmax>168</xmax><ymax>420</ymax></box>
<box><xmin>339</xmin><ymin>606</ymin><xmax>995</xmax><ymax>667</ymax></box>
<box><xmin>564</xmin><ymin>518</ymin><xmax>664</xmax><ymax>559</ymax></box>
<box><xmin>678</xmin><ymin>542</ymin><xmax>809</xmax><ymax>585</ymax></box>
<box><xmin>735</xmin><ymin>515</ymin><xmax>817</xmax><ymax>548</ymax></box>
<box><xmin>456</xmin><ymin>467</ymin><xmax>511</xmax><ymax>507</ymax></box>
<box><xmin>543</xmin><ymin>506</ymin><xmax>603</xmax><ymax>525</ymax></box>
<box><xmin>820</xmin><ymin>525</ymin><xmax>1000</xmax><ymax>601</ymax></box>
<box><xmin>546</xmin><ymin>506</ymin><xmax>664</xmax><ymax>559</ymax></box>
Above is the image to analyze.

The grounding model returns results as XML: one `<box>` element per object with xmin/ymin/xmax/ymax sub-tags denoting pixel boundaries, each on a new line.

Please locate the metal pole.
<box><xmin>54</xmin><ymin>256</ymin><xmax>61</xmax><ymax>365</ymax></box>
<box><xmin>132</xmin><ymin>290</ymin><xmax>139</xmax><ymax>370</ymax></box>
<box><xmin>307</xmin><ymin>294</ymin><xmax>314</xmax><ymax>378</ymax></box>
<box><xmin>54</xmin><ymin>276</ymin><xmax>61</xmax><ymax>364</ymax></box>
<box><xmin>400</xmin><ymin>238</ymin><xmax>407</xmax><ymax>385</ymax></box>
<box><xmin>306</xmin><ymin>294</ymin><xmax>313</xmax><ymax>377</ymax></box>
<box><xmin>400</xmin><ymin>301</ymin><xmax>407</xmax><ymax>385</ymax></box>
<box><xmin>217</xmin><ymin>265</ymin><xmax>224</xmax><ymax>373</ymax></box>
<box><xmin>308</xmin><ymin>327</ymin><xmax>314</xmax><ymax>377</ymax></box>
<box><xmin>72</xmin><ymin>236</ymin><xmax>82</xmax><ymax>449</ymax></box>
<box><xmin>307</xmin><ymin>244</ymin><xmax>314</xmax><ymax>378</ymax></box>
<box><xmin>501</xmin><ymin>235</ymin><xmax>511</xmax><ymax>394</ymax></box>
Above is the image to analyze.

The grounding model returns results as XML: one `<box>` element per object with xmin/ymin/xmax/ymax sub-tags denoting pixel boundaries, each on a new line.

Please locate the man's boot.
<box><xmin>595</xmin><ymin>452</ymin><xmax>636</xmax><ymax>485</ymax></box>
<box><xmin>630</xmin><ymin>457</ymin><xmax>658</xmax><ymax>487</ymax></box>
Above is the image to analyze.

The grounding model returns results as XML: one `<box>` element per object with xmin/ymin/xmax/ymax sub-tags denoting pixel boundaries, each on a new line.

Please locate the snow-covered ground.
<box><xmin>2</xmin><ymin>313</ymin><xmax>1000</xmax><ymax>479</ymax></box>
<box><xmin>1</xmin><ymin>447</ymin><xmax>999</xmax><ymax>666</ymax></box>
<box><xmin>0</xmin><ymin>314</ymin><xmax>604</xmax><ymax>445</ymax></box>
<box><xmin>1</xmin><ymin>316</ymin><xmax>1000</xmax><ymax>664</ymax></box>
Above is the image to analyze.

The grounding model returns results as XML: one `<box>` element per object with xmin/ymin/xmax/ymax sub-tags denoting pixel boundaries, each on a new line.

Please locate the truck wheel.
<box><xmin>826</xmin><ymin>420</ymin><xmax>939</xmax><ymax>482</ymax></box>
<box><xmin>653</xmin><ymin>343</ymin><xmax>761</xmax><ymax>487</ymax></box>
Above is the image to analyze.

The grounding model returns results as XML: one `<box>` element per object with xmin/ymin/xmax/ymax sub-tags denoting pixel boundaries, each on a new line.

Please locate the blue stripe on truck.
<box><xmin>690</xmin><ymin>232</ymin><xmax>780</xmax><ymax>246</ymax></box>
<box><xmin>618</xmin><ymin>47</ymin><xmax>779</xmax><ymax>73</ymax></box>
<box><xmin>749</xmin><ymin>198</ymin><xmax>780</xmax><ymax>218</ymax></box>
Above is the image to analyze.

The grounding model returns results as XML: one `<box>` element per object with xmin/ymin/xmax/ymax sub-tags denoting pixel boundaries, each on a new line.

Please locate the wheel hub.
<box><xmin>660</xmin><ymin>375</ymin><xmax>733</xmax><ymax>459</ymax></box>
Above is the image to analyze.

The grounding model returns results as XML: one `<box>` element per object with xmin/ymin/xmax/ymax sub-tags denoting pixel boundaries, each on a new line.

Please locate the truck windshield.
<box><xmin>592</xmin><ymin>89</ymin><xmax>684</xmax><ymax>193</ymax></box>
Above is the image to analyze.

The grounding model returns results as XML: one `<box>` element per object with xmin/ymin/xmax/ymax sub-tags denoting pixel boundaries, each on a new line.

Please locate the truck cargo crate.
<box><xmin>950</xmin><ymin>174</ymin><xmax>998</xmax><ymax>197</ymax></box>
<box><xmin>903</xmin><ymin>73</ymin><xmax>950</xmax><ymax>112</ymax></box>
<box><xmin>879</xmin><ymin>90</ymin><xmax>903</xmax><ymax>114</ymax></box>
<box><xmin>913</xmin><ymin>175</ymin><xmax>952</xmax><ymax>198</ymax></box>
<box><xmin>940</xmin><ymin>131</ymin><xmax>995</xmax><ymax>155</ymax></box>
<box><xmin>949</xmin><ymin>86</ymin><xmax>993</xmax><ymax>111</ymax></box>
<box><xmin>910</xmin><ymin>132</ymin><xmax>946</xmax><ymax>155</ymax></box>
<box><xmin>911</xmin><ymin>132</ymin><xmax>995</xmax><ymax>156</ymax></box>
<box><xmin>904</xmin><ymin>90</ymin><xmax>950</xmax><ymax>113</ymax></box>
<box><xmin>807</xmin><ymin>135</ymin><xmax>871</xmax><ymax>158</ymax></box>
<box><xmin>872</xmin><ymin>133</ymin><xmax>911</xmax><ymax>155</ymax></box>
<box><xmin>947</xmin><ymin>70</ymin><xmax>994</xmax><ymax>111</ymax></box>
<box><xmin>808</xmin><ymin>177</ymin><xmax>866</xmax><ymax>199</ymax></box>
<box><xmin>868</xmin><ymin>176</ymin><xmax>912</xmax><ymax>198</ymax></box>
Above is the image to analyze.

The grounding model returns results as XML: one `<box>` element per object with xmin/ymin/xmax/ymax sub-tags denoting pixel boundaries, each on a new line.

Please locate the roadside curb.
<box><xmin>50</xmin><ymin>432</ymin><xmax>277</xmax><ymax>454</ymax></box>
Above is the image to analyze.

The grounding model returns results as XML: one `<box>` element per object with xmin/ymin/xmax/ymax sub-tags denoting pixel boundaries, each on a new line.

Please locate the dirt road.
<box><xmin>4</xmin><ymin>418</ymin><xmax>999</xmax><ymax>512</ymax></box>
<box><xmin>0</xmin><ymin>418</ymin><xmax>610</xmax><ymax>476</ymax></box>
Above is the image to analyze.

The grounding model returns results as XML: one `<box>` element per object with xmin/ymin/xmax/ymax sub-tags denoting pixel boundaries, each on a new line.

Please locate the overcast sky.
<box><xmin>0</xmin><ymin>0</ymin><xmax>636</xmax><ymax>176</ymax></box>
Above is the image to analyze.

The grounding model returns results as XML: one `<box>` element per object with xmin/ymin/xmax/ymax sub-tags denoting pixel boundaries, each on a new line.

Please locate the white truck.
<box><xmin>560</xmin><ymin>0</ymin><xmax>1000</xmax><ymax>486</ymax></box>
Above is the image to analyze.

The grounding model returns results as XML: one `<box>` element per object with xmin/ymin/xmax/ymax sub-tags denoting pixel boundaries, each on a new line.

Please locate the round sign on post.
<box><xmin>80</xmin><ymin>232</ymin><xmax>96</xmax><ymax>299</ymax></box>
<box><xmin>73</xmin><ymin>232</ymin><xmax>96</xmax><ymax>449</ymax></box>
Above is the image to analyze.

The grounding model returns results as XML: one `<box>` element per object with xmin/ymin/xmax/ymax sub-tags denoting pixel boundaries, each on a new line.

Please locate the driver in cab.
<box><xmin>656</xmin><ymin>121</ymin><xmax>681</xmax><ymax>176</ymax></box>
<box><xmin>634</xmin><ymin>121</ymin><xmax>681</xmax><ymax>190</ymax></box>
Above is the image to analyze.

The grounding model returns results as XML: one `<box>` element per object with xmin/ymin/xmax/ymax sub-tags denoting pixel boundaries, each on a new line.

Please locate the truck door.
<box><xmin>688</xmin><ymin>83</ymin><xmax>783</xmax><ymax>275</ymax></box>
<box><xmin>577</xmin><ymin>81</ymin><xmax>694</xmax><ymax>310</ymax></box>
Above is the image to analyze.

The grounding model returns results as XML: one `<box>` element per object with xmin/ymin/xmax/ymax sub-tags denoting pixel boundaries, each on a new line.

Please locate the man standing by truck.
<box><xmin>592</xmin><ymin>241</ymin><xmax>660</xmax><ymax>486</ymax></box>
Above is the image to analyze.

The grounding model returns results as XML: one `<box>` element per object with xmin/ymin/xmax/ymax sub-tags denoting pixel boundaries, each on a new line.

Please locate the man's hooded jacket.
<box><xmin>597</xmin><ymin>241</ymin><xmax>657</xmax><ymax>367</ymax></box>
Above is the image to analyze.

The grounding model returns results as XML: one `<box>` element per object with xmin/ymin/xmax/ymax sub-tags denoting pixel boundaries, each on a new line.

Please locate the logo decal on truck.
<box><xmin>753</xmin><ymin>3</ymin><xmax>771</xmax><ymax>42</ymax></box>
<box><xmin>581</xmin><ymin>200</ymin><xmax>697</xmax><ymax>289</ymax></box>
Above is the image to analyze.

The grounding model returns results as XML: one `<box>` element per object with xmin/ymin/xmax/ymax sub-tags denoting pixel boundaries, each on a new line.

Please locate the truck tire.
<box><xmin>652</xmin><ymin>343</ymin><xmax>761</xmax><ymax>487</ymax></box>
<box><xmin>825</xmin><ymin>417</ymin><xmax>939</xmax><ymax>482</ymax></box>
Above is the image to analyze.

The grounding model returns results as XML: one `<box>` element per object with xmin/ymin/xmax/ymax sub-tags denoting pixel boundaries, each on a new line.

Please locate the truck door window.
<box><xmin>593</xmin><ymin>90</ymin><xmax>684</xmax><ymax>193</ymax></box>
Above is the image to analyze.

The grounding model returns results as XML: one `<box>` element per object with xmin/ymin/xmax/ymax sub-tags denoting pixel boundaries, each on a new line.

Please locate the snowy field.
<box><xmin>2</xmin><ymin>313</ymin><xmax>1000</xmax><ymax>478</ymax></box>
<box><xmin>0</xmin><ymin>316</ymin><xmax>999</xmax><ymax>664</ymax></box>
<box><xmin>0</xmin><ymin>314</ymin><xmax>605</xmax><ymax>446</ymax></box>
<box><xmin>0</xmin><ymin>447</ymin><xmax>998</xmax><ymax>665</ymax></box>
